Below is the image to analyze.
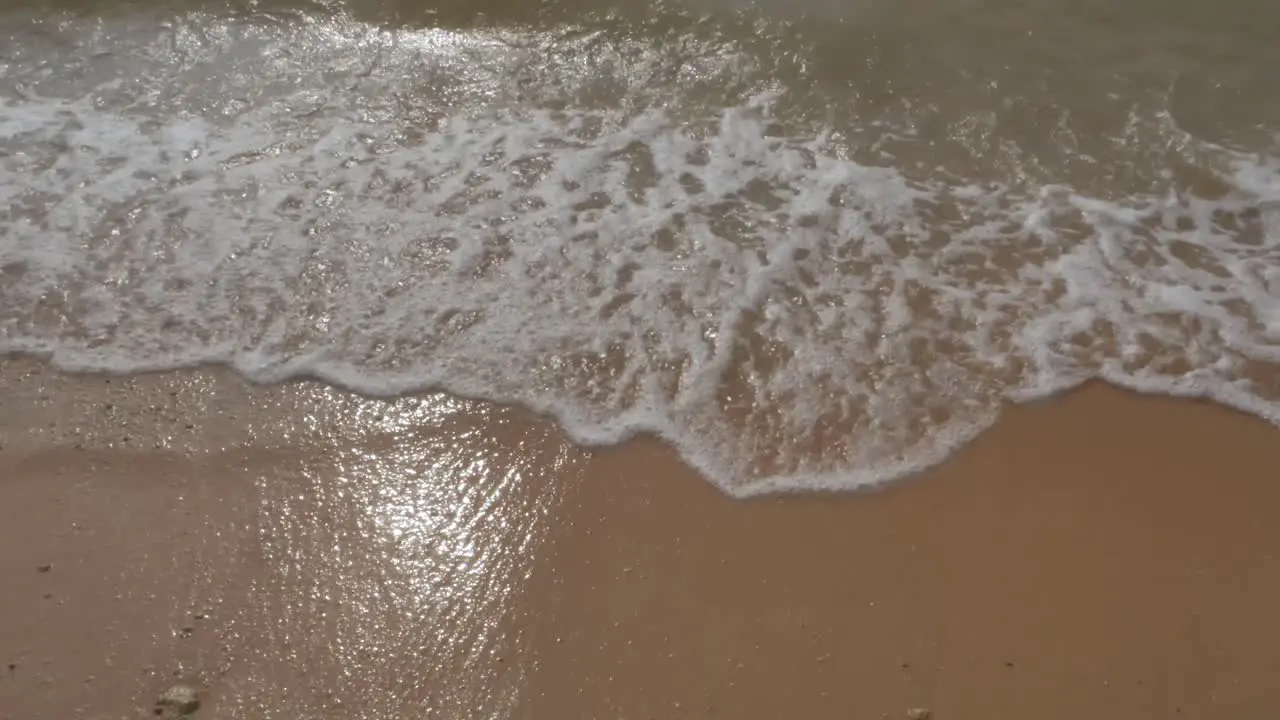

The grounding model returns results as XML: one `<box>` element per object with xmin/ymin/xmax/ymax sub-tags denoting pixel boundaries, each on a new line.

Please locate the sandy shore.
<box><xmin>2</xmin><ymin>357</ymin><xmax>1279</xmax><ymax>719</ymax></box>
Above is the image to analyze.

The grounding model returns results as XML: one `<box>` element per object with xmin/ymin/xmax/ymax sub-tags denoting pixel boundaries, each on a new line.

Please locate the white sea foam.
<box><xmin>1</xmin><ymin>13</ymin><xmax>1278</xmax><ymax>494</ymax></box>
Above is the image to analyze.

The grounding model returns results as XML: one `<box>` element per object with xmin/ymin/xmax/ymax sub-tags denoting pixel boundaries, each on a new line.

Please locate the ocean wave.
<box><xmin>2</xmin><ymin>11</ymin><xmax>1278</xmax><ymax>494</ymax></box>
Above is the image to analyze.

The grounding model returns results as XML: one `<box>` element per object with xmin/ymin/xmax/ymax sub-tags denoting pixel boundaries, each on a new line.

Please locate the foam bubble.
<box><xmin>1</xmin><ymin>12</ymin><xmax>1278</xmax><ymax>495</ymax></box>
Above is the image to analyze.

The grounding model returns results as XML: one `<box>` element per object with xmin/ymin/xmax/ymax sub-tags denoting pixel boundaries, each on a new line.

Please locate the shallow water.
<box><xmin>1</xmin><ymin>0</ymin><xmax>1278</xmax><ymax>493</ymax></box>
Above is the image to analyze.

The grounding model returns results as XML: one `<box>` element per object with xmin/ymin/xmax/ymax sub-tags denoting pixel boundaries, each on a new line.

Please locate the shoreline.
<box><xmin>4</xmin><ymin>352</ymin><xmax>1277</xmax><ymax>497</ymax></box>
<box><xmin>3</xmin><ymin>359</ymin><xmax>1280</xmax><ymax>719</ymax></box>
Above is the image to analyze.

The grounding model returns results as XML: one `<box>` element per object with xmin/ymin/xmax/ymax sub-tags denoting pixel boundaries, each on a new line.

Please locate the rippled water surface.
<box><xmin>2</xmin><ymin>0</ymin><xmax>1278</xmax><ymax>492</ymax></box>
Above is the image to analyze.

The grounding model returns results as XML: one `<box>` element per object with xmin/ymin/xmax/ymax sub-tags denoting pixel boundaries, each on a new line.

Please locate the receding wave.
<box><xmin>1</xmin><ymin>6</ymin><xmax>1278</xmax><ymax>494</ymax></box>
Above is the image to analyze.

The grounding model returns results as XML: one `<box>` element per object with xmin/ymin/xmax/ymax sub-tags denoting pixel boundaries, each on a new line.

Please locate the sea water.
<box><xmin>1</xmin><ymin>0</ymin><xmax>1277</xmax><ymax>494</ymax></box>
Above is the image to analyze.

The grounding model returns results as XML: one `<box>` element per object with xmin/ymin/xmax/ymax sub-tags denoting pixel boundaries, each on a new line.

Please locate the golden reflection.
<box><xmin>221</xmin><ymin>386</ymin><xmax>584</xmax><ymax>718</ymax></box>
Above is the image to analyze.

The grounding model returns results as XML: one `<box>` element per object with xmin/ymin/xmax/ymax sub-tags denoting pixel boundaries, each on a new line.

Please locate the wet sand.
<box><xmin>2</xmin><ymin>358</ymin><xmax>1279</xmax><ymax>719</ymax></box>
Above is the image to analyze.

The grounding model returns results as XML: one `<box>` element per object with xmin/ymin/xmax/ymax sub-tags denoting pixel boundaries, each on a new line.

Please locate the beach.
<box><xmin>3</xmin><ymin>358</ymin><xmax>1279</xmax><ymax>719</ymax></box>
<box><xmin>4</xmin><ymin>0</ymin><xmax>1280</xmax><ymax>716</ymax></box>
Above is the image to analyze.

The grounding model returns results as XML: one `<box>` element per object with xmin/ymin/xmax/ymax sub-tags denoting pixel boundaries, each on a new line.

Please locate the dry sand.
<box><xmin>2</xmin><ymin>356</ymin><xmax>1279</xmax><ymax>719</ymax></box>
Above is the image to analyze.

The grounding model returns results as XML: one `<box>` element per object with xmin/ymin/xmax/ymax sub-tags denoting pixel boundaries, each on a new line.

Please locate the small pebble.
<box><xmin>36</xmin><ymin>564</ymin><xmax>51</xmax><ymax>573</ymax></box>
<box><xmin>157</xmin><ymin>684</ymin><xmax>201</xmax><ymax>714</ymax></box>
<box><xmin>907</xmin><ymin>709</ymin><xmax>932</xmax><ymax>720</ymax></box>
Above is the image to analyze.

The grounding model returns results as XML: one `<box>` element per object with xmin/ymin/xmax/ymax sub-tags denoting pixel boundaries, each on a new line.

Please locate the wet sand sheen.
<box><xmin>2</xmin><ymin>360</ymin><xmax>1279</xmax><ymax>719</ymax></box>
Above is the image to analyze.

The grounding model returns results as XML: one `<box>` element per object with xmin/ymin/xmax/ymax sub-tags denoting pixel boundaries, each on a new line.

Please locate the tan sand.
<box><xmin>2</xmin><ymin>357</ymin><xmax>1279</xmax><ymax>719</ymax></box>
